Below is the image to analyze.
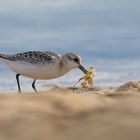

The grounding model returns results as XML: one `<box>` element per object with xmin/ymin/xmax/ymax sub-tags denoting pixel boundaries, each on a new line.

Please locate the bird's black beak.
<box><xmin>79</xmin><ymin>64</ymin><xmax>88</xmax><ymax>74</ymax></box>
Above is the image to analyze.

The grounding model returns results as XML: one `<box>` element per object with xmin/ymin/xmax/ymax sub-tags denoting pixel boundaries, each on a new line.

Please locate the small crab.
<box><xmin>73</xmin><ymin>66</ymin><xmax>94</xmax><ymax>89</ymax></box>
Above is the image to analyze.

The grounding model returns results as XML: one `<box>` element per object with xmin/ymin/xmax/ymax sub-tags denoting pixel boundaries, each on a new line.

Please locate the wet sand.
<box><xmin>0</xmin><ymin>81</ymin><xmax>140</xmax><ymax>140</ymax></box>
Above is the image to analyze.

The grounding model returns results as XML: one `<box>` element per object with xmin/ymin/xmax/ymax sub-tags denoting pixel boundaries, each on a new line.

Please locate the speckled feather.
<box><xmin>0</xmin><ymin>51</ymin><xmax>62</xmax><ymax>64</ymax></box>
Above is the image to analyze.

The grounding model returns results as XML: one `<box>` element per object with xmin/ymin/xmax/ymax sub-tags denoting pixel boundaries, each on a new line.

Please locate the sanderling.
<box><xmin>0</xmin><ymin>51</ymin><xmax>87</xmax><ymax>93</ymax></box>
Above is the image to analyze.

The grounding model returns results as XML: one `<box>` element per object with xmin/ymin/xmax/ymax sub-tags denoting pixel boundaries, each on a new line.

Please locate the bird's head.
<box><xmin>62</xmin><ymin>53</ymin><xmax>87</xmax><ymax>74</ymax></box>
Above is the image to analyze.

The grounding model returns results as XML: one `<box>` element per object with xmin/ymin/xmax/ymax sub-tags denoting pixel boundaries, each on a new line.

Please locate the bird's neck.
<box><xmin>61</xmin><ymin>57</ymin><xmax>73</xmax><ymax>73</ymax></box>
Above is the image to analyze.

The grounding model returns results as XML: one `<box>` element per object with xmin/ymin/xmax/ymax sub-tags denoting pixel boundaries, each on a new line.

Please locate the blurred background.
<box><xmin>0</xmin><ymin>0</ymin><xmax>139</xmax><ymax>91</ymax></box>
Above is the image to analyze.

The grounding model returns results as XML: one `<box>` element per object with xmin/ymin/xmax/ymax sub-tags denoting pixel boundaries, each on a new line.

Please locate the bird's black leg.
<box><xmin>16</xmin><ymin>74</ymin><xmax>21</xmax><ymax>93</ymax></box>
<box><xmin>32</xmin><ymin>79</ymin><xmax>38</xmax><ymax>93</ymax></box>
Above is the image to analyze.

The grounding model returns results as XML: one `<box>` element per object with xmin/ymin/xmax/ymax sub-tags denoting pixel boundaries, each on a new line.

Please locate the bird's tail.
<box><xmin>0</xmin><ymin>53</ymin><xmax>4</xmax><ymax>58</ymax></box>
<box><xmin>0</xmin><ymin>53</ymin><xmax>8</xmax><ymax>60</ymax></box>
<box><xmin>0</xmin><ymin>53</ymin><xmax>2</xmax><ymax>58</ymax></box>
<box><xmin>0</xmin><ymin>53</ymin><xmax>13</xmax><ymax>61</ymax></box>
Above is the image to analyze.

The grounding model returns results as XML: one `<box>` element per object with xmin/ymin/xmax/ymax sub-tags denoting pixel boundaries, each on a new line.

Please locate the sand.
<box><xmin>0</xmin><ymin>81</ymin><xmax>140</xmax><ymax>140</ymax></box>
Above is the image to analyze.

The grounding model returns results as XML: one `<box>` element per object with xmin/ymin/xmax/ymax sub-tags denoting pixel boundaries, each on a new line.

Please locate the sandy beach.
<box><xmin>0</xmin><ymin>81</ymin><xmax>140</xmax><ymax>140</ymax></box>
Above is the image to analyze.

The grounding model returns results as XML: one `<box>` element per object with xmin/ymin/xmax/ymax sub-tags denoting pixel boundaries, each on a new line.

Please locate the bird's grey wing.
<box><xmin>0</xmin><ymin>51</ymin><xmax>62</xmax><ymax>64</ymax></box>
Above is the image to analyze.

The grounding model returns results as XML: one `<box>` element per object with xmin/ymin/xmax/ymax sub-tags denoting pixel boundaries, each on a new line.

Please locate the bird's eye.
<box><xmin>74</xmin><ymin>58</ymin><xmax>79</xmax><ymax>63</ymax></box>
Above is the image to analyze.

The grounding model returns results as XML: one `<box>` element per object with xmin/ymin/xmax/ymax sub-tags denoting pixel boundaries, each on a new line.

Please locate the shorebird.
<box><xmin>0</xmin><ymin>51</ymin><xmax>87</xmax><ymax>93</ymax></box>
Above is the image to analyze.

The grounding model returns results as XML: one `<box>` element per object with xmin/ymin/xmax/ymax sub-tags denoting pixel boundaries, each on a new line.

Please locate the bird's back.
<box><xmin>0</xmin><ymin>51</ymin><xmax>62</xmax><ymax>64</ymax></box>
<box><xmin>0</xmin><ymin>51</ymin><xmax>66</xmax><ymax>79</ymax></box>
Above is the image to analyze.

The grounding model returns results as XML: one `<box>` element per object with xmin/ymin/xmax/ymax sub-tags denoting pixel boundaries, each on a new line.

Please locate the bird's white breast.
<box><xmin>1</xmin><ymin>59</ymin><xmax>67</xmax><ymax>79</ymax></box>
